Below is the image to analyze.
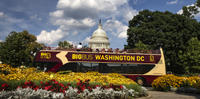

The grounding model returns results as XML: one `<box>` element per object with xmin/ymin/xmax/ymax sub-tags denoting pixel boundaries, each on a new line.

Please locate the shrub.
<box><xmin>152</xmin><ymin>74</ymin><xmax>200</xmax><ymax>91</ymax></box>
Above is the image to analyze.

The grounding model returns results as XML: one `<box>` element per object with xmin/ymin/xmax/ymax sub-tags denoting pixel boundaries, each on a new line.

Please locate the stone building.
<box><xmin>89</xmin><ymin>20</ymin><xmax>110</xmax><ymax>51</ymax></box>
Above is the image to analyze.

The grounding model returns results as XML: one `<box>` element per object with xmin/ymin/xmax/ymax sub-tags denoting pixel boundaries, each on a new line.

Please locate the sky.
<box><xmin>0</xmin><ymin>0</ymin><xmax>198</xmax><ymax>49</ymax></box>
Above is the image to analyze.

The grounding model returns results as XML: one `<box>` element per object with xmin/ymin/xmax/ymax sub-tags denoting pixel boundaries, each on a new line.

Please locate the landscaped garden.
<box><xmin>0</xmin><ymin>64</ymin><xmax>148</xmax><ymax>99</ymax></box>
<box><xmin>1</xmin><ymin>63</ymin><xmax>200</xmax><ymax>99</ymax></box>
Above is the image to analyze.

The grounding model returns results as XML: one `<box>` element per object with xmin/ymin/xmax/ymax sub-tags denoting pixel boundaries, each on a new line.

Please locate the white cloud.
<box><xmin>0</xmin><ymin>12</ymin><xmax>4</xmax><ymax>17</ymax></box>
<box><xmin>49</xmin><ymin>10</ymin><xmax>64</xmax><ymax>18</ymax></box>
<box><xmin>194</xmin><ymin>12</ymin><xmax>200</xmax><ymax>20</ymax></box>
<box><xmin>56</xmin><ymin>0</ymin><xmax>126</xmax><ymax>12</ymax></box>
<box><xmin>30</xmin><ymin>14</ymin><xmax>42</xmax><ymax>21</ymax></box>
<box><xmin>177</xmin><ymin>9</ymin><xmax>183</xmax><ymax>15</ymax></box>
<box><xmin>37</xmin><ymin>28</ymin><xmax>66</xmax><ymax>45</ymax></box>
<box><xmin>53</xmin><ymin>18</ymin><xmax>95</xmax><ymax>29</ymax></box>
<box><xmin>37</xmin><ymin>0</ymin><xmax>137</xmax><ymax>45</ymax></box>
<box><xmin>104</xmin><ymin>19</ymin><xmax>128</xmax><ymax>38</ymax></box>
<box><xmin>83</xmin><ymin>36</ymin><xmax>91</xmax><ymax>45</ymax></box>
<box><xmin>118</xmin><ymin>26</ymin><xmax>128</xmax><ymax>38</ymax></box>
<box><xmin>133</xmin><ymin>0</ymin><xmax>139</xmax><ymax>5</ymax></box>
<box><xmin>120</xmin><ymin>6</ymin><xmax>138</xmax><ymax>22</ymax></box>
<box><xmin>167</xmin><ymin>0</ymin><xmax>178</xmax><ymax>5</ymax></box>
<box><xmin>0</xmin><ymin>11</ymin><xmax>30</xmax><ymax>40</ymax></box>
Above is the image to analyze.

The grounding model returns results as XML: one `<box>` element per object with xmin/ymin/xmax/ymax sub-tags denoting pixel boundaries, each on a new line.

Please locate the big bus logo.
<box><xmin>150</xmin><ymin>55</ymin><xmax>154</xmax><ymax>62</ymax></box>
<box><xmin>40</xmin><ymin>52</ymin><xmax>51</xmax><ymax>59</ymax></box>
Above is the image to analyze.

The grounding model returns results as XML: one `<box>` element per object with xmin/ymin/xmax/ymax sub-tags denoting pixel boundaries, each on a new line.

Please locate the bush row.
<box><xmin>152</xmin><ymin>74</ymin><xmax>200</xmax><ymax>91</ymax></box>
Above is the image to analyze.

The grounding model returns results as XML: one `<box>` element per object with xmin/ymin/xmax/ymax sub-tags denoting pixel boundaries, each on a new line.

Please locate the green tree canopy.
<box><xmin>179</xmin><ymin>37</ymin><xmax>200</xmax><ymax>73</ymax></box>
<box><xmin>58</xmin><ymin>41</ymin><xmax>73</xmax><ymax>49</ymax></box>
<box><xmin>182</xmin><ymin>0</ymin><xmax>200</xmax><ymax>18</ymax></box>
<box><xmin>133</xmin><ymin>40</ymin><xmax>151</xmax><ymax>50</ymax></box>
<box><xmin>126</xmin><ymin>10</ymin><xmax>200</xmax><ymax>74</ymax></box>
<box><xmin>0</xmin><ymin>30</ymin><xmax>43</xmax><ymax>67</ymax></box>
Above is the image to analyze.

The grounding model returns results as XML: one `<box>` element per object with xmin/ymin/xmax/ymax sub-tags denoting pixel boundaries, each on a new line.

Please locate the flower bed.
<box><xmin>0</xmin><ymin>64</ymin><xmax>148</xmax><ymax>98</ymax></box>
<box><xmin>0</xmin><ymin>64</ymin><xmax>135</xmax><ymax>85</ymax></box>
<box><xmin>152</xmin><ymin>74</ymin><xmax>200</xmax><ymax>92</ymax></box>
<box><xmin>0</xmin><ymin>79</ymin><xmax>148</xmax><ymax>99</ymax></box>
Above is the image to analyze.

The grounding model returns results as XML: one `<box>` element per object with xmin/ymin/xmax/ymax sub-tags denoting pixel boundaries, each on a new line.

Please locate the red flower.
<box><xmin>22</xmin><ymin>85</ymin><xmax>28</xmax><ymax>88</ymax></box>
<box><xmin>40</xmin><ymin>81</ymin><xmax>43</xmax><ymax>84</ymax></box>
<box><xmin>81</xmin><ymin>86</ymin><xmax>85</xmax><ymax>91</ymax></box>
<box><xmin>45</xmin><ymin>82</ymin><xmax>49</xmax><ymax>85</ymax></box>
<box><xmin>77</xmin><ymin>82</ymin><xmax>80</xmax><ymax>86</ymax></box>
<box><xmin>62</xmin><ymin>89</ymin><xmax>65</xmax><ymax>94</ymax></box>
<box><xmin>120</xmin><ymin>85</ymin><xmax>123</xmax><ymax>89</ymax></box>
<box><xmin>1</xmin><ymin>83</ymin><xmax>8</xmax><ymax>88</ymax></box>
<box><xmin>59</xmin><ymin>83</ymin><xmax>64</xmax><ymax>87</ymax></box>
<box><xmin>24</xmin><ymin>81</ymin><xmax>29</xmax><ymax>85</ymax></box>
<box><xmin>29</xmin><ymin>81</ymin><xmax>32</xmax><ymax>84</ymax></box>
<box><xmin>51</xmin><ymin>79</ymin><xmax>56</xmax><ymax>82</ymax></box>
<box><xmin>65</xmin><ymin>86</ymin><xmax>68</xmax><ymax>89</ymax></box>
<box><xmin>95</xmin><ymin>85</ymin><xmax>100</xmax><ymax>88</ymax></box>
<box><xmin>67</xmin><ymin>83</ymin><xmax>71</xmax><ymax>86</ymax></box>
<box><xmin>44</xmin><ymin>85</ymin><xmax>52</xmax><ymax>90</ymax></box>
<box><xmin>87</xmin><ymin>86</ymin><xmax>92</xmax><ymax>90</ymax></box>
<box><xmin>34</xmin><ymin>86</ymin><xmax>39</xmax><ymax>91</ymax></box>
<box><xmin>54</xmin><ymin>81</ymin><xmax>59</xmax><ymax>84</ymax></box>
<box><xmin>59</xmin><ymin>89</ymin><xmax>63</xmax><ymax>92</ymax></box>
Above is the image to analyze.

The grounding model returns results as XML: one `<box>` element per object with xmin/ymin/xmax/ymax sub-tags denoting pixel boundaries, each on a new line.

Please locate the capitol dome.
<box><xmin>89</xmin><ymin>20</ymin><xmax>110</xmax><ymax>50</ymax></box>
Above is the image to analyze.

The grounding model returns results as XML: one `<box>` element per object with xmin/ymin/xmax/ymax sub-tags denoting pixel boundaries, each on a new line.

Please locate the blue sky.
<box><xmin>0</xmin><ymin>0</ymin><xmax>198</xmax><ymax>49</ymax></box>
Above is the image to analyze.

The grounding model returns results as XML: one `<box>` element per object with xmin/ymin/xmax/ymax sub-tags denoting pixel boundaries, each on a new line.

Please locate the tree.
<box><xmin>197</xmin><ymin>0</ymin><xmax>200</xmax><ymax>7</ymax></box>
<box><xmin>58</xmin><ymin>41</ymin><xmax>73</xmax><ymax>49</ymax></box>
<box><xmin>134</xmin><ymin>40</ymin><xmax>151</xmax><ymax>50</ymax></box>
<box><xmin>126</xmin><ymin>10</ymin><xmax>200</xmax><ymax>74</ymax></box>
<box><xmin>179</xmin><ymin>37</ymin><xmax>200</xmax><ymax>73</ymax></box>
<box><xmin>0</xmin><ymin>30</ymin><xmax>43</xmax><ymax>67</ymax></box>
<box><xmin>182</xmin><ymin>6</ymin><xmax>198</xmax><ymax>18</ymax></box>
<box><xmin>182</xmin><ymin>0</ymin><xmax>200</xmax><ymax>18</ymax></box>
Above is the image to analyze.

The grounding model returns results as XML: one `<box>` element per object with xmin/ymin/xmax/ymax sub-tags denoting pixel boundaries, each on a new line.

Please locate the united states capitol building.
<box><xmin>89</xmin><ymin>20</ymin><xmax>110</xmax><ymax>51</ymax></box>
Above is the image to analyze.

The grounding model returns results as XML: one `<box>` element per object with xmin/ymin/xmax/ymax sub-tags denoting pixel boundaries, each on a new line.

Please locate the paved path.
<box><xmin>138</xmin><ymin>91</ymin><xmax>200</xmax><ymax>99</ymax></box>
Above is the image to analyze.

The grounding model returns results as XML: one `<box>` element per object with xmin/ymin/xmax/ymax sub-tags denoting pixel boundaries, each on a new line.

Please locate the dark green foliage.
<box><xmin>0</xmin><ymin>79</ymin><xmax>6</xmax><ymax>85</ymax></box>
<box><xmin>182</xmin><ymin>6</ymin><xmax>198</xmax><ymax>18</ymax></box>
<box><xmin>0</xmin><ymin>30</ymin><xmax>43</xmax><ymax>67</ymax></box>
<box><xmin>179</xmin><ymin>37</ymin><xmax>200</xmax><ymax>73</ymax></box>
<box><xmin>182</xmin><ymin>0</ymin><xmax>200</xmax><ymax>18</ymax></box>
<box><xmin>197</xmin><ymin>0</ymin><xmax>200</xmax><ymax>7</ymax></box>
<box><xmin>124</xmin><ymin>83</ymin><xmax>141</xmax><ymax>91</ymax></box>
<box><xmin>5</xmin><ymin>80</ymin><xmax>25</xmax><ymax>91</ymax></box>
<box><xmin>126</xmin><ymin>10</ymin><xmax>200</xmax><ymax>74</ymax></box>
<box><xmin>134</xmin><ymin>41</ymin><xmax>151</xmax><ymax>50</ymax></box>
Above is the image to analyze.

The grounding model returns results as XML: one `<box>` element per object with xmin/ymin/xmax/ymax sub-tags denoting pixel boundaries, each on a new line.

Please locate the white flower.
<box><xmin>52</xmin><ymin>93</ymin><xmax>64</xmax><ymax>98</ymax></box>
<box><xmin>0</xmin><ymin>86</ymin><xmax>148</xmax><ymax>98</ymax></box>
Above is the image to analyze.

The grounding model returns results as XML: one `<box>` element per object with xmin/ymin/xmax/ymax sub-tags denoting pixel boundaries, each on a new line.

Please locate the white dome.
<box><xmin>89</xmin><ymin>20</ymin><xmax>110</xmax><ymax>50</ymax></box>
<box><xmin>91</xmin><ymin>27</ymin><xmax>108</xmax><ymax>39</ymax></box>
